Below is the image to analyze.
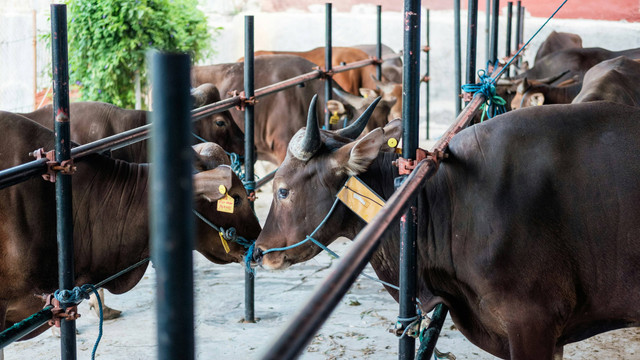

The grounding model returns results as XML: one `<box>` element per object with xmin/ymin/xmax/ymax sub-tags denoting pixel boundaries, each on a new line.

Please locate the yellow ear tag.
<box><xmin>218</xmin><ymin>232</ymin><xmax>231</xmax><ymax>253</ymax></box>
<box><xmin>363</xmin><ymin>93</ymin><xmax>369</xmax><ymax>99</ymax></box>
<box><xmin>337</xmin><ymin>176</ymin><xmax>386</xmax><ymax>223</ymax></box>
<box><xmin>218</xmin><ymin>185</ymin><xmax>227</xmax><ymax>195</ymax></box>
<box><xmin>387</xmin><ymin>138</ymin><xmax>398</xmax><ymax>148</ymax></box>
<box><xmin>329</xmin><ymin>111</ymin><xmax>340</xmax><ymax>125</ymax></box>
<box><xmin>217</xmin><ymin>194</ymin><xmax>234</xmax><ymax>214</ymax></box>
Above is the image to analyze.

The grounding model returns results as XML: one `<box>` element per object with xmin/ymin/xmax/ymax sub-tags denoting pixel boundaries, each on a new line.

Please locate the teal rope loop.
<box><xmin>54</xmin><ymin>284</ymin><xmax>103</xmax><ymax>360</ymax></box>
<box><xmin>243</xmin><ymin>180</ymin><xmax>256</xmax><ymax>192</ymax></box>
<box><xmin>461</xmin><ymin>69</ymin><xmax>506</xmax><ymax>120</ymax></box>
<box><xmin>226</xmin><ymin>151</ymin><xmax>245</xmax><ymax>181</ymax></box>
<box><xmin>244</xmin><ymin>243</ymin><xmax>256</xmax><ymax>274</ymax></box>
<box><xmin>192</xmin><ymin>209</ymin><xmax>254</xmax><ymax>249</ymax></box>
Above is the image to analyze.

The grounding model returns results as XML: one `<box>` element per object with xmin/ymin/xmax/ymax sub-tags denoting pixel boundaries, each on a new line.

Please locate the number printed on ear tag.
<box><xmin>217</xmin><ymin>194</ymin><xmax>234</xmax><ymax>214</ymax></box>
<box><xmin>330</xmin><ymin>111</ymin><xmax>340</xmax><ymax>125</ymax></box>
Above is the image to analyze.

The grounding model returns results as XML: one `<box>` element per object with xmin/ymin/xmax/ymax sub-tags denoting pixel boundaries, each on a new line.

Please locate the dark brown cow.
<box><xmin>20</xmin><ymin>83</ymin><xmax>245</xmax><ymax>162</ymax></box>
<box><xmin>327</xmin><ymin>87</ymin><xmax>396</xmax><ymax>134</ymax></box>
<box><xmin>572</xmin><ymin>56</ymin><xmax>640</xmax><ymax>106</ymax></box>
<box><xmin>510</xmin><ymin>75</ymin><xmax>581</xmax><ymax>109</ymax></box>
<box><xmin>253</xmin><ymin>99</ymin><xmax>640</xmax><ymax>359</ymax></box>
<box><xmin>0</xmin><ymin>112</ymin><xmax>260</xmax><ymax>343</ymax></box>
<box><xmin>193</xmin><ymin>55</ymin><xmax>390</xmax><ymax>165</ymax></box>
<box><xmin>533</xmin><ymin>31</ymin><xmax>583</xmax><ymax>63</ymax></box>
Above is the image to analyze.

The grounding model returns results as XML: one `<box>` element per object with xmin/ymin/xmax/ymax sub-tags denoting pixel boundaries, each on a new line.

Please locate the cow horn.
<box><xmin>538</xmin><ymin>69</ymin><xmax>571</xmax><ymax>85</ymax></box>
<box><xmin>290</xmin><ymin>94</ymin><xmax>322</xmax><ymax>161</ymax></box>
<box><xmin>336</xmin><ymin>96</ymin><xmax>381</xmax><ymax>139</ymax></box>
<box><xmin>332</xmin><ymin>87</ymin><xmax>367</xmax><ymax>109</ymax></box>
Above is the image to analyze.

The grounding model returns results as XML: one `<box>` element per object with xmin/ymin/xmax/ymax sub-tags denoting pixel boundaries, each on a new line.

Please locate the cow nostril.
<box><xmin>253</xmin><ymin>247</ymin><xmax>264</xmax><ymax>263</ymax></box>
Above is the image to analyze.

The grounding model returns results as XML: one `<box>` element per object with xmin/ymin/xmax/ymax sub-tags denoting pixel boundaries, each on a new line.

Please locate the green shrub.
<box><xmin>67</xmin><ymin>0</ymin><xmax>215</xmax><ymax>108</ymax></box>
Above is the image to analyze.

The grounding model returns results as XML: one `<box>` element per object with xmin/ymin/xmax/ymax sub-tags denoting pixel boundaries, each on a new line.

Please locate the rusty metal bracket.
<box><xmin>422</xmin><ymin>45</ymin><xmax>431</xmax><ymax>53</ymax></box>
<box><xmin>228</xmin><ymin>90</ymin><xmax>257</xmax><ymax>111</ymax></box>
<box><xmin>392</xmin><ymin>148</ymin><xmax>448</xmax><ymax>176</ymax></box>
<box><xmin>370</xmin><ymin>56</ymin><xmax>384</xmax><ymax>65</ymax></box>
<box><xmin>313</xmin><ymin>66</ymin><xmax>334</xmax><ymax>80</ymax></box>
<box><xmin>29</xmin><ymin>147</ymin><xmax>76</xmax><ymax>182</ymax></box>
<box><xmin>43</xmin><ymin>293</ymin><xmax>80</xmax><ymax>327</ymax></box>
<box><xmin>461</xmin><ymin>92</ymin><xmax>474</xmax><ymax>102</ymax></box>
<box><xmin>247</xmin><ymin>191</ymin><xmax>256</xmax><ymax>202</ymax></box>
<box><xmin>420</xmin><ymin>74</ymin><xmax>431</xmax><ymax>83</ymax></box>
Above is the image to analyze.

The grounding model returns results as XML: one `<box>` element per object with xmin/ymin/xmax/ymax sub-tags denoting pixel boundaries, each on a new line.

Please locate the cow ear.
<box><xmin>529</xmin><ymin>93</ymin><xmax>545</xmax><ymax>106</ymax></box>
<box><xmin>333</xmin><ymin>128</ymin><xmax>384</xmax><ymax>176</ymax></box>
<box><xmin>327</xmin><ymin>100</ymin><xmax>346</xmax><ymax>115</ymax></box>
<box><xmin>359</xmin><ymin>88</ymin><xmax>378</xmax><ymax>99</ymax></box>
<box><xmin>192</xmin><ymin>142</ymin><xmax>230</xmax><ymax>171</ymax></box>
<box><xmin>193</xmin><ymin>165</ymin><xmax>232</xmax><ymax>202</ymax></box>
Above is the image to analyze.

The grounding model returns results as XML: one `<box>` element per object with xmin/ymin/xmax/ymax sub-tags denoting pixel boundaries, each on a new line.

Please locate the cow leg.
<box><xmin>553</xmin><ymin>346</ymin><xmax>564</xmax><ymax>360</ymax></box>
<box><xmin>506</xmin><ymin>321</ymin><xmax>557</xmax><ymax>360</ymax></box>
<box><xmin>0</xmin><ymin>302</ymin><xmax>6</xmax><ymax>360</ymax></box>
<box><xmin>88</xmin><ymin>288</ymin><xmax>122</xmax><ymax>320</ymax></box>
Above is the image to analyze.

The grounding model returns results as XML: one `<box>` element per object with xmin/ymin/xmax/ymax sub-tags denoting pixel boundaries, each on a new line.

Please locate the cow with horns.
<box><xmin>253</xmin><ymin>95</ymin><xmax>640</xmax><ymax>359</ymax></box>
<box><xmin>0</xmin><ymin>112</ymin><xmax>260</xmax><ymax>350</ymax></box>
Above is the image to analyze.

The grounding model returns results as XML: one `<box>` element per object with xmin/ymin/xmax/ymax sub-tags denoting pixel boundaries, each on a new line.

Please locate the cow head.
<box><xmin>328</xmin><ymin>87</ymin><xmax>397</xmax><ymax>134</ymax></box>
<box><xmin>192</xmin><ymin>143</ymin><xmax>260</xmax><ymax>264</ymax></box>
<box><xmin>370</xmin><ymin>75</ymin><xmax>403</xmax><ymax>120</ymax></box>
<box><xmin>253</xmin><ymin>95</ymin><xmax>402</xmax><ymax>269</ymax></box>
<box><xmin>191</xmin><ymin>83</ymin><xmax>246</xmax><ymax>157</ymax></box>
<box><xmin>510</xmin><ymin>70</ymin><xmax>573</xmax><ymax>109</ymax></box>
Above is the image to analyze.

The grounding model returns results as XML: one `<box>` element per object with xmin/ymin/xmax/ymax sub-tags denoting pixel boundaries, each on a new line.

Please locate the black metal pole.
<box><xmin>425</xmin><ymin>8</ymin><xmax>430</xmax><ymax>140</ymax></box>
<box><xmin>376</xmin><ymin>5</ymin><xmax>382</xmax><ymax>80</ymax></box>
<box><xmin>324</xmin><ymin>2</ymin><xmax>332</xmax><ymax>130</ymax></box>
<box><xmin>506</xmin><ymin>2</ymin><xmax>513</xmax><ymax>77</ymax></box>
<box><xmin>149</xmin><ymin>51</ymin><xmax>194</xmax><ymax>360</ymax></box>
<box><xmin>399</xmin><ymin>1</ymin><xmax>420</xmax><ymax>359</ymax></box>
<box><xmin>0</xmin><ymin>307</ymin><xmax>53</xmax><ymax>349</ymax></box>
<box><xmin>415</xmin><ymin>304</ymin><xmax>448</xmax><ymax>359</ymax></box>
<box><xmin>515</xmin><ymin>1</ymin><xmax>522</xmax><ymax>68</ymax></box>
<box><xmin>485</xmin><ymin>0</ymin><xmax>491</xmax><ymax>66</ymax></box>
<box><xmin>51</xmin><ymin>5</ymin><xmax>75</xmax><ymax>360</ymax></box>
<box><xmin>243</xmin><ymin>15</ymin><xmax>256</xmax><ymax>324</ymax></box>
<box><xmin>454</xmin><ymin>0</ymin><xmax>462</xmax><ymax>115</ymax></box>
<box><xmin>465</xmin><ymin>0</ymin><xmax>479</xmax><ymax>105</ymax></box>
<box><xmin>489</xmin><ymin>0</ymin><xmax>500</xmax><ymax>68</ymax></box>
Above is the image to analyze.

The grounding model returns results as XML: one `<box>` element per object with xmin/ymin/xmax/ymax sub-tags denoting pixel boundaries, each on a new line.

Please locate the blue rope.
<box><xmin>226</xmin><ymin>151</ymin><xmax>246</xmax><ymax>181</ymax></box>
<box><xmin>192</xmin><ymin>209</ymin><xmax>254</xmax><ymax>248</ymax></box>
<box><xmin>461</xmin><ymin>0</ymin><xmax>568</xmax><ymax>120</ymax></box>
<box><xmin>244</xmin><ymin>243</ymin><xmax>256</xmax><ymax>274</ymax></box>
<box><xmin>192</xmin><ymin>133</ymin><xmax>208</xmax><ymax>143</ymax></box>
<box><xmin>54</xmin><ymin>284</ymin><xmax>103</xmax><ymax>360</ymax></box>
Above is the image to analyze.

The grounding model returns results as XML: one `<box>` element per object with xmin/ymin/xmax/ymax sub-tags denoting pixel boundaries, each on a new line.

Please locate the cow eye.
<box><xmin>232</xmin><ymin>194</ymin><xmax>242</xmax><ymax>206</ymax></box>
<box><xmin>277</xmin><ymin>188</ymin><xmax>289</xmax><ymax>199</ymax></box>
<box><xmin>215</xmin><ymin>120</ymin><xmax>226</xmax><ymax>127</ymax></box>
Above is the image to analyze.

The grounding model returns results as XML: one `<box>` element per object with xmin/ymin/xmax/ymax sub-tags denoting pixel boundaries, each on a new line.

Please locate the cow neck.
<box><xmin>73</xmin><ymin>155</ymin><xmax>150</xmax><ymax>292</ymax></box>
<box><xmin>543</xmin><ymin>83</ymin><xmax>582</xmax><ymax>104</ymax></box>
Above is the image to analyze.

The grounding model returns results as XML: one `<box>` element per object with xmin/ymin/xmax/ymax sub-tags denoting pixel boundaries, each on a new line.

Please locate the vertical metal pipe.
<box><xmin>425</xmin><ymin>8</ymin><xmax>430</xmax><ymax>140</ymax></box>
<box><xmin>465</xmin><ymin>0</ymin><xmax>479</xmax><ymax>105</ymax></box>
<box><xmin>324</xmin><ymin>3</ymin><xmax>332</xmax><ymax>130</ymax></box>
<box><xmin>51</xmin><ymin>5</ymin><xmax>75</xmax><ymax>360</ymax></box>
<box><xmin>453</xmin><ymin>0</ymin><xmax>461</xmax><ymax>115</ymax></box>
<box><xmin>376</xmin><ymin>5</ymin><xmax>382</xmax><ymax>81</ymax></box>
<box><xmin>485</xmin><ymin>0</ymin><xmax>491</xmax><ymax>66</ymax></box>
<box><xmin>489</xmin><ymin>0</ymin><xmax>500</xmax><ymax>68</ymax></box>
<box><xmin>150</xmin><ymin>51</ymin><xmax>194</xmax><ymax>360</ymax></box>
<box><xmin>33</xmin><ymin>9</ymin><xmax>37</xmax><ymax>110</ymax></box>
<box><xmin>399</xmin><ymin>1</ymin><xmax>420</xmax><ymax>358</ymax></box>
<box><xmin>519</xmin><ymin>7</ymin><xmax>525</xmax><ymax>47</ymax></box>
<box><xmin>515</xmin><ymin>1</ymin><xmax>522</xmax><ymax>68</ymax></box>
<box><xmin>243</xmin><ymin>15</ymin><xmax>256</xmax><ymax>324</ymax></box>
<box><xmin>505</xmin><ymin>2</ymin><xmax>513</xmax><ymax>76</ymax></box>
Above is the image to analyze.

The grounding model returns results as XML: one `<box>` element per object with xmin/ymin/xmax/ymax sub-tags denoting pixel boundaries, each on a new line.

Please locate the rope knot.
<box><xmin>54</xmin><ymin>286</ymin><xmax>90</xmax><ymax>306</ymax></box>
<box><xmin>226</xmin><ymin>151</ymin><xmax>245</xmax><ymax>181</ymax></box>
<box><xmin>461</xmin><ymin>69</ymin><xmax>507</xmax><ymax>121</ymax></box>
<box><xmin>222</xmin><ymin>227</ymin><xmax>238</xmax><ymax>242</ymax></box>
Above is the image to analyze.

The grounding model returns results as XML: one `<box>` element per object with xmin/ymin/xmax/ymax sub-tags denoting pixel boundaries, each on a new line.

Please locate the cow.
<box><xmin>246</xmin><ymin>46</ymin><xmax>381</xmax><ymax>95</ymax></box>
<box><xmin>533</xmin><ymin>31</ymin><xmax>583</xmax><ymax>64</ymax></box>
<box><xmin>509</xmin><ymin>73</ymin><xmax>581</xmax><ymax>110</ymax></box>
<box><xmin>0</xmin><ymin>112</ymin><xmax>260</xmax><ymax>347</ymax></box>
<box><xmin>327</xmin><ymin>87</ymin><xmax>397</xmax><ymax>134</ymax></box>
<box><xmin>19</xmin><ymin>83</ymin><xmax>245</xmax><ymax>163</ymax></box>
<box><xmin>352</xmin><ymin>44</ymin><xmax>403</xmax><ymax>83</ymax></box>
<box><xmin>252</xmin><ymin>98</ymin><xmax>640</xmax><ymax>359</ymax></box>
<box><xmin>571</xmin><ymin>56</ymin><xmax>640</xmax><ymax>106</ymax></box>
<box><xmin>193</xmin><ymin>55</ymin><xmax>391</xmax><ymax>165</ymax></box>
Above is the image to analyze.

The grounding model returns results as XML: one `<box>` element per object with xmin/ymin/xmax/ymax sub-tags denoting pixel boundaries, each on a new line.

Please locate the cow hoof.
<box><xmin>89</xmin><ymin>302</ymin><xmax>122</xmax><ymax>320</ymax></box>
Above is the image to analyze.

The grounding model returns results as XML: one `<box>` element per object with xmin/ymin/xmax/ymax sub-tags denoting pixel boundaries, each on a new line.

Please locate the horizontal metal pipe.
<box><xmin>191</xmin><ymin>96</ymin><xmax>241</xmax><ymax>121</ymax></box>
<box><xmin>0</xmin><ymin>158</ymin><xmax>49</xmax><ymax>190</ymax></box>
<box><xmin>0</xmin><ymin>307</ymin><xmax>53</xmax><ymax>349</ymax></box>
<box><xmin>255</xmin><ymin>168</ymin><xmax>277</xmax><ymax>190</ymax></box>
<box><xmin>255</xmin><ymin>71</ymin><xmax>322</xmax><ymax>99</ymax></box>
<box><xmin>260</xmin><ymin>91</ymin><xmax>488</xmax><ymax>360</ymax></box>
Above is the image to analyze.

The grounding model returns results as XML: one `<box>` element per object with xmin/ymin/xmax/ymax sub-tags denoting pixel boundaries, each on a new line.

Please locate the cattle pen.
<box><xmin>2</xmin><ymin>1</ymin><xmax>640</xmax><ymax>360</ymax></box>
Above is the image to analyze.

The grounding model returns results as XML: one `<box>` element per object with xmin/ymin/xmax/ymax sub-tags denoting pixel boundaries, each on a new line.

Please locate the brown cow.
<box><xmin>20</xmin><ymin>83</ymin><xmax>245</xmax><ymax>163</ymax></box>
<box><xmin>533</xmin><ymin>31</ymin><xmax>583</xmax><ymax>63</ymax></box>
<box><xmin>327</xmin><ymin>87</ymin><xmax>396</xmax><ymax>134</ymax></box>
<box><xmin>193</xmin><ymin>55</ymin><xmax>390</xmax><ymax>165</ymax></box>
<box><xmin>247</xmin><ymin>46</ymin><xmax>379</xmax><ymax>95</ymax></box>
<box><xmin>253</xmin><ymin>99</ymin><xmax>640</xmax><ymax>359</ymax></box>
<box><xmin>352</xmin><ymin>43</ymin><xmax>403</xmax><ymax>83</ymax></box>
<box><xmin>0</xmin><ymin>112</ymin><xmax>260</xmax><ymax>346</ymax></box>
<box><xmin>572</xmin><ymin>56</ymin><xmax>640</xmax><ymax>106</ymax></box>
